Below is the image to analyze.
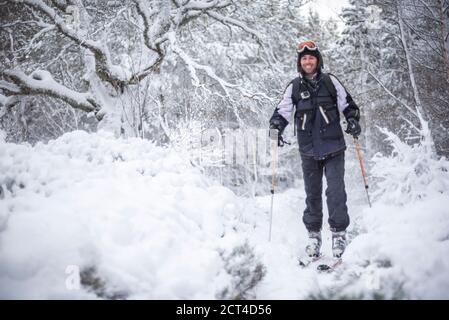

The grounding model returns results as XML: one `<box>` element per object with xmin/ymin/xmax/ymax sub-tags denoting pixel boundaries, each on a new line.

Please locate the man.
<box><xmin>269</xmin><ymin>40</ymin><xmax>361</xmax><ymax>258</ymax></box>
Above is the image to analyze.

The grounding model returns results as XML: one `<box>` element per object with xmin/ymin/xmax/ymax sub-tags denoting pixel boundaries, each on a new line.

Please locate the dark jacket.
<box><xmin>270</xmin><ymin>72</ymin><xmax>360</xmax><ymax>160</ymax></box>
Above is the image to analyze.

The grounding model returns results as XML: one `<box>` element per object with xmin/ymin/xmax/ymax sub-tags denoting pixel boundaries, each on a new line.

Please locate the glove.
<box><xmin>269</xmin><ymin>117</ymin><xmax>284</xmax><ymax>132</ymax></box>
<box><xmin>345</xmin><ymin>118</ymin><xmax>361</xmax><ymax>138</ymax></box>
<box><xmin>269</xmin><ymin>125</ymin><xmax>290</xmax><ymax>147</ymax></box>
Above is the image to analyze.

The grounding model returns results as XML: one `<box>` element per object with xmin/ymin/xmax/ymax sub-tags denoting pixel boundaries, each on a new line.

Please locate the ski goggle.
<box><xmin>297</xmin><ymin>41</ymin><xmax>319</xmax><ymax>54</ymax></box>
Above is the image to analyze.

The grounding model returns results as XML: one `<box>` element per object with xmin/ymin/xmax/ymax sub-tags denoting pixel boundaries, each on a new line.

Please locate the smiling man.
<box><xmin>269</xmin><ymin>40</ymin><xmax>361</xmax><ymax>259</ymax></box>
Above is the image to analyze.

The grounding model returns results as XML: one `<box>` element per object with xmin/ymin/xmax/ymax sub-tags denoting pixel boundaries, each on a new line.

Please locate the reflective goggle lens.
<box><xmin>297</xmin><ymin>41</ymin><xmax>318</xmax><ymax>53</ymax></box>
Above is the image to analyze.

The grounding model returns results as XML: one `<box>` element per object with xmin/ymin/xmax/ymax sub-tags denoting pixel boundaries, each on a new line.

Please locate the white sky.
<box><xmin>303</xmin><ymin>0</ymin><xmax>349</xmax><ymax>20</ymax></box>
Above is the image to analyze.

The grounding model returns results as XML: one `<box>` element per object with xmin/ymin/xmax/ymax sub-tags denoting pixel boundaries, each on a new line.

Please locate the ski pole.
<box><xmin>269</xmin><ymin>130</ymin><xmax>278</xmax><ymax>242</ymax></box>
<box><xmin>353</xmin><ymin>137</ymin><xmax>372</xmax><ymax>208</ymax></box>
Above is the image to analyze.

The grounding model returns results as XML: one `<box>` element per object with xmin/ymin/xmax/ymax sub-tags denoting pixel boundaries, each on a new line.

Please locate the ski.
<box><xmin>298</xmin><ymin>254</ymin><xmax>323</xmax><ymax>268</ymax></box>
<box><xmin>317</xmin><ymin>258</ymin><xmax>342</xmax><ymax>273</ymax></box>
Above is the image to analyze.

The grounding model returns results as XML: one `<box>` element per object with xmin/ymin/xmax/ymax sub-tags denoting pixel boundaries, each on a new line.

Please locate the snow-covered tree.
<box><xmin>337</xmin><ymin>0</ymin><xmax>449</xmax><ymax>157</ymax></box>
<box><xmin>0</xmin><ymin>0</ymin><xmax>275</xmax><ymax>143</ymax></box>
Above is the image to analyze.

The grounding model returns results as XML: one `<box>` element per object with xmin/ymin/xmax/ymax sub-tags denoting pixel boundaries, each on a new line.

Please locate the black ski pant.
<box><xmin>300</xmin><ymin>151</ymin><xmax>349</xmax><ymax>233</ymax></box>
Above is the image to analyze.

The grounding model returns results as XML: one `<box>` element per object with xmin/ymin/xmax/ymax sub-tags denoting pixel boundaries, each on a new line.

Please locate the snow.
<box><xmin>0</xmin><ymin>131</ymin><xmax>241</xmax><ymax>299</ymax></box>
<box><xmin>1</xmin><ymin>130</ymin><xmax>449</xmax><ymax>299</ymax></box>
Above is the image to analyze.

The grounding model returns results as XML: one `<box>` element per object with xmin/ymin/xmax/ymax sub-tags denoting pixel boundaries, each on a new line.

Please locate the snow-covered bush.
<box><xmin>337</xmin><ymin>123</ymin><xmax>449</xmax><ymax>299</ymax></box>
<box><xmin>217</xmin><ymin>241</ymin><xmax>266</xmax><ymax>300</ymax></box>
<box><xmin>370</xmin><ymin>126</ymin><xmax>448</xmax><ymax>205</ymax></box>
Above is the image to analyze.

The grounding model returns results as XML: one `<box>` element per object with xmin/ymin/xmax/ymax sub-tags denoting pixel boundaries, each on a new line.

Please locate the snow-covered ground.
<box><xmin>1</xmin><ymin>130</ymin><xmax>448</xmax><ymax>299</ymax></box>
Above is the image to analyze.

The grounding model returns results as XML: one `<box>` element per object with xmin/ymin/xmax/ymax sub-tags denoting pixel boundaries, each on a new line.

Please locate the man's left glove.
<box><xmin>345</xmin><ymin>118</ymin><xmax>361</xmax><ymax>138</ymax></box>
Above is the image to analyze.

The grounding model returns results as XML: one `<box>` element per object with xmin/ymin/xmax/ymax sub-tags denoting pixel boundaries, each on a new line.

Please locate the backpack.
<box><xmin>290</xmin><ymin>73</ymin><xmax>338</xmax><ymax>135</ymax></box>
<box><xmin>291</xmin><ymin>72</ymin><xmax>337</xmax><ymax>106</ymax></box>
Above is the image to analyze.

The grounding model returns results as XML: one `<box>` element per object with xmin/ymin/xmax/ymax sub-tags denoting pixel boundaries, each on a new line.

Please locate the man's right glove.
<box><xmin>345</xmin><ymin>118</ymin><xmax>361</xmax><ymax>138</ymax></box>
<box><xmin>269</xmin><ymin>111</ymin><xmax>289</xmax><ymax>147</ymax></box>
<box><xmin>269</xmin><ymin>124</ymin><xmax>290</xmax><ymax>147</ymax></box>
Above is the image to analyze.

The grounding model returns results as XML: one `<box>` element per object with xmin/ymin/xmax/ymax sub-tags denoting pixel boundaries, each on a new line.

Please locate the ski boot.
<box><xmin>332</xmin><ymin>231</ymin><xmax>347</xmax><ymax>258</ymax></box>
<box><xmin>305</xmin><ymin>231</ymin><xmax>322</xmax><ymax>258</ymax></box>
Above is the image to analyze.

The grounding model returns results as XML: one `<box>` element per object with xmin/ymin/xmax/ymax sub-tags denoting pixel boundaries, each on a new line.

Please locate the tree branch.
<box><xmin>14</xmin><ymin>0</ymin><xmax>133</xmax><ymax>89</ymax></box>
<box><xmin>168</xmin><ymin>32</ymin><xmax>271</xmax><ymax>103</ymax></box>
<box><xmin>415</xmin><ymin>0</ymin><xmax>438</xmax><ymax>19</ymax></box>
<box><xmin>205</xmin><ymin>11</ymin><xmax>264</xmax><ymax>41</ymax></box>
<box><xmin>131</xmin><ymin>0</ymin><xmax>166</xmax><ymax>79</ymax></box>
<box><xmin>365</xmin><ymin>65</ymin><xmax>418</xmax><ymax>119</ymax></box>
<box><xmin>183</xmin><ymin>0</ymin><xmax>231</xmax><ymax>11</ymax></box>
<box><xmin>2</xmin><ymin>69</ymin><xmax>103</xmax><ymax>119</ymax></box>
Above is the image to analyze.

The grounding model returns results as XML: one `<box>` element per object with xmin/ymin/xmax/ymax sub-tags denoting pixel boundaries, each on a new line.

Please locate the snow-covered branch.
<box><xmin>168</xmin><ymin>32</ymin><xmax>270</xmax><ymax>102</ymax></box>
<box><xmin>12</xmin><ymin>0</ymin><xmax>131</xmax><ymax>88</ymax></box>
<box><xmin>203</xmin><ymin>10</ymin><xmax>278</xmax><ymax>67</ymax></box>
<box><xmin>131</xmin><ymin>0</ymin><xmax>166</xmax><ymax>77</ymax></box>
<box><xmin>1</xmin><ymin>70</ymin><xmax>103</xmax><ymax>119</ymax></box>
<box><xmin>131</xmin><ymin>0</ymin><xmax>235</xmax><ymax>82</ymax></box>
<box><xmin>365</xmin><ymin>65</ymin><xmax>418</xmax><ymax>120</ymax></box>
<box><xmin>415</xmin><ymin>0</ymin><xmax>438</xmax><ymax>19</ymax></box>
<box><xmin>0</xmin><ymin>83</ymin><xmax>20</xmax><ymax>111</ymax></box>
<box><xmin>398</xmin><ymin>3</ymin><xmax>427</xmax><ymax>124</ymax></box>
<box><xmin>167</xmin><ymin>33</ymin><xmax>271</xmax><ymax>129</ymax></box>
<box><xmin>183</xmin><ymin>0</ymin><xmax>231</xmax><ymax>11</ymax></box>
<box><xmin>205</xmin><ymin>11</ymin><xmax>264</xmax><ymax>41</ymax></box>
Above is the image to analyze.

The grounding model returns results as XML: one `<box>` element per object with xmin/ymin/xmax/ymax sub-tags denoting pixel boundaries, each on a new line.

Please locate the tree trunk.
<box><xmin>438</xmin><ymin>0</ymin><xmax>449</xmax><ymax>81</ymax></box>
<box><xmin>397</xmin><ymin>1</ymin><xmax>436</xmax><ymax>152</ymax></box>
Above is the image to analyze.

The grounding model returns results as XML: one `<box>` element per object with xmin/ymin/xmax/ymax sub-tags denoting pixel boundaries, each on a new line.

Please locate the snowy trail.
<box><xmin>245</xmin><ymin>184</ymin><xmax>449</xmax><ymax>299</ymax></box>
<box><xmin>239</xmin><ymin>134</ymin><xmax>449</xmax><ymax>299</ymax></box>
<box><xmin>242</xmin><ymin>187</ymin><xmax>368</xmax><ymax>299</ymax></box>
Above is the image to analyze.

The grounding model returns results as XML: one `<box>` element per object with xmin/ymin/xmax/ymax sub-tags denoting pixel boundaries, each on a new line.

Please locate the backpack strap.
<box><xmin>291</xmin><ymin>76</ymin><xmax>308</xmax><ymax>136</ymax></box>
<box><xmin>291</xmin><ymin>73</ymin><xmax>339</xmax><ymax>135</ymax></box>
<box><xmin>320</xmin><ymin>73</ymin><xmax>337</xmax><ymax>105</ymax></box>
<box><xmin>292</xmin><ymin>74</ymin><xmax>336</xmax><ymax>104</ymax></box>
<box><xmin>291</xmin><ymin>77</ymin><xmax>302</xmax><ymax>106</ymax></box>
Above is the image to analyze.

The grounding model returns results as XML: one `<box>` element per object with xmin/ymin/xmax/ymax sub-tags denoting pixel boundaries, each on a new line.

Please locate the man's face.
<box><xmin>300</xmin><ymin>54</ymin><xmax>318</xmax><ymax>75</ymax></box>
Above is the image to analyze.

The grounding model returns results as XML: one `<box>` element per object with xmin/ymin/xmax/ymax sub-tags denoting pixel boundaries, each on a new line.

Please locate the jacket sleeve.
<box><xmin>329</xmin><ymin>74</ymin><xmax>360</xmax><ymax>121</ymax></box>
<box><xmin>269</xmin><ymin>83</ymin><xmax>294</xmax><ymax>133</ymax></box>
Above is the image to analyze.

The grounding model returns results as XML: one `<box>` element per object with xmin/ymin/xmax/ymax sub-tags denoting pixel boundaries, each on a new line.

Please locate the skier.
<box><xmin>269</xmin><ymin>40</ymin><xmax>361</xmax><ymax>259</ymax></box>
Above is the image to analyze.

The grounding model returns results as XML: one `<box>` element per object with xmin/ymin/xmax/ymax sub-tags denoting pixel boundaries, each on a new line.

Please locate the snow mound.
<box><xmin>0</xmin><ymin>130</ymin><xmax>252</xmax><ymax>299</ymax></box>
<box><xmin>342</xmin><ymin>131</ymin><xmax>449</xmax><ymax>299</ymax></box>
